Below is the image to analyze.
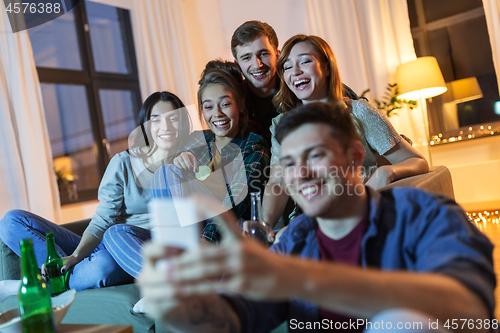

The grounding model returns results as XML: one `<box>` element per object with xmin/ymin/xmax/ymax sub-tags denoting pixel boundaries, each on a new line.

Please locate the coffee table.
<box><xmin>58</xmin><ymin>324</ymin><xmax>133</xmax><ymax>333</ymax></box>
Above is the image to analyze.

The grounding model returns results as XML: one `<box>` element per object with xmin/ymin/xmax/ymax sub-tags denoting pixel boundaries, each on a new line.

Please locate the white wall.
<box><xmin>431</xmin><ymin>135</ymin><xmax>500</xmax><ymax>211</ymax></box>
<box><xmin>181</xmin><ymin>0</ymin><xmax>308</xmax><ymax>78</ymax></box>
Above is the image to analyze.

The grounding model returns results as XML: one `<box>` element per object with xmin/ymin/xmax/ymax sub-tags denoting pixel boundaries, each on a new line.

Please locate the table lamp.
<box><xmin>442</xmin><ymin>77</ymin><xmax>483</xmax><ymax>104</ymax></box>
<box><xmin>396</xmin><ymin>56</ymin><xmax>447</xmax><ymax>165</ymax></box>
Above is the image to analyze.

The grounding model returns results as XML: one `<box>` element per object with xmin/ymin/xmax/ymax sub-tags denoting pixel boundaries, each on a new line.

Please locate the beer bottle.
<box><xmin>18</xmin><ymin>238</ymin><xmax>56</xmax><ymax>333</ymax></box>
<box><xmin>247</xmin><ymin>192</ymin><xmax>273</xmax><ymax>246</ymax></box>
<box><xmin>44</xmin><ymin>232</ymin><xmax>67</xmax><ymax>296</ymax></box>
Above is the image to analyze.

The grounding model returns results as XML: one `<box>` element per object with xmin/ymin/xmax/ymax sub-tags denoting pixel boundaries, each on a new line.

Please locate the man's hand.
<box><xmin>240</xmin><ymin>220</ymin><xmax>275</xmax><ymax>243</ymax></box>
<box><xmin>137</xmin><ymin>243</ymin><xmax>185</xmax><ymax>320</ymax></box>
<box><xmin>155</xmin><ymin>195</ymin><xmax>300</xmax><ymax>301</ymax></box>
<box><xmin>174</xmin><ymin>152</ymin><xmax>198</xmax><ymax>172</ymax></box>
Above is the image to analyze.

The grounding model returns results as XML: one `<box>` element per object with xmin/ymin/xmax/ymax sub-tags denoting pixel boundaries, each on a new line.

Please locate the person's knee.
<box><xmin>71</xmin><ymin>250</ymin><xmax>132</xmax><ymax>290</ymax></box>
<box><xmin>0</xmin><ymin>209</ymin><xmax>28</xmax><ymax>225</ymax></box>
<box><xmin>103</xmin><ymin>224</ymin><xmax>131</xmax><ymax>245</ymax></box>
<box><xmin>0</xmin><ymin>210</ymin><xmax>29</xmax><ymax>241</ymax></box>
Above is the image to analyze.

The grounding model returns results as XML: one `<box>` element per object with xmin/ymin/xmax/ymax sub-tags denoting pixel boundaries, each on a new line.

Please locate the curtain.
<box><xmin>304</xmin><ymin>0</ymin><xmax>430</xmax><ymax>161</ymax></box>
<box><xmin>131</xmin><ymin>0</ymin><xmax>202</xmax><ymax>129</ymax></box>
<box><xmin>0</xmin><ymin>6</ymin><xmax>60</xmax><ymax>222</ymax></box>
<box><xmin>483</xmin><ymin>0</ymin><xmax>500</xmax><ymax>95</ymax></box>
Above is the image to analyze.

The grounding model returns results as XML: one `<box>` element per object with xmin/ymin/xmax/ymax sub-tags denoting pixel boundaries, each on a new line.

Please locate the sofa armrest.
<box><xmin>381</xmin><ymin>165</ymin><xmax>455</xmax><ymax>199</ymax></box>
<box><xmin>61</xmin><ymin>218</ymin><xmax>91</xmax><ymax>236</ymax></box>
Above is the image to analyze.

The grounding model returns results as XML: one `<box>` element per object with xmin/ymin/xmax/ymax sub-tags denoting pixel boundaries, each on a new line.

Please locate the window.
<box><xmin>407</xmin><ymin>0</ymin><xmax>500</xmax><ymax>143</ymax></box>
<box><xmin>27</xmin><ymin>0</ymin><xmax>141</xmax><ymax>204</ymax></box>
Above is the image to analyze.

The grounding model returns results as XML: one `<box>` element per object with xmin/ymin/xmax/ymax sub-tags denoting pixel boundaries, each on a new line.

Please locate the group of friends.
<box><xmin>0</xmin><ymin>21</ymin><xmax>496</xmax><ymax>332</ymax></box>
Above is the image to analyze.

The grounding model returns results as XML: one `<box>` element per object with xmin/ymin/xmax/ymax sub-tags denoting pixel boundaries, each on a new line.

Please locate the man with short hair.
<box><xmin>138</xmin><ymin>102</ymin><xmax>495</xmax><ymax>333</ymax></box>
<box><xmin>231</xmin><ymin>20</ymin><xmax>281</xmax><ymax>146</ymax></box>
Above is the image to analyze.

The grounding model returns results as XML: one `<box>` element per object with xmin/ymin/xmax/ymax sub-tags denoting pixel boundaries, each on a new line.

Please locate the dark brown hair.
<box><xmin>275</xmin><ymin>102</ymin><xmax>360</xmax><ymax>152</ymax></box>
<box><xmin>197</xmin><ymin>60</ymin><xmax>249</xmax><ymax>136</ymax></box>
<box><xmin>231</xmin><ymin>21</ymin><xmax>279</xmax><ymax>59</ymax></box>
<box><xmin>273</xmin><ymin>35</ymin><xmax>343</xmax><ymax>113</ymax></box>
<box><xmin>129</xmin><ymin>91</ymin><xmax>191</xmax><ymax>159</ymax></box>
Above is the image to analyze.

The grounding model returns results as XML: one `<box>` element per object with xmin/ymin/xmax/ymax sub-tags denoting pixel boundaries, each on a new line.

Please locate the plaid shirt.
<box><xmin>183</xmin><ymin>130</ymin><xmax>270</xmax><ymax>243</ymax></box>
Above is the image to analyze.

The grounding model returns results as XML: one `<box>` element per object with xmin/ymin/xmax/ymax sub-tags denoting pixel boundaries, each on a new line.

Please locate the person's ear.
<box><xmin>348</xmin><ymin>141</ymin><xmax>365</xmax><ymax>168</ymax></box>
<box><xmin>276</xmin><ymin>49</ymin><xmax>281</xmax><ymax>57</ymax></box>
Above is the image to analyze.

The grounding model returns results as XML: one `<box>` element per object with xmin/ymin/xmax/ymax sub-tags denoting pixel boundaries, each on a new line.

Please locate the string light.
<box><xmin>466</xmin><ymin>209</ymin><xmax>500</xmax><ymax>230</ymax></box>
<box><xmin>430</xmin><ymin>127</ymin><xmax>500</xmax><ymax>146</ymax></box>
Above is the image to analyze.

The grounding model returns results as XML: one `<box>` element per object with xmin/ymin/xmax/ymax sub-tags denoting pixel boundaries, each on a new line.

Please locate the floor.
<box><xmin>473</xmin><ymin>218</ymin><xmax>500</xmax><ymax>319</ymax></box>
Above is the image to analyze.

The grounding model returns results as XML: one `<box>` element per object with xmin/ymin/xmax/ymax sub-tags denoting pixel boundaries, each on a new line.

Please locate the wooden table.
<box><xmin>58</xmin><ymin>324</ymin><xmax>133</xmax><ymax>333</ymax></box>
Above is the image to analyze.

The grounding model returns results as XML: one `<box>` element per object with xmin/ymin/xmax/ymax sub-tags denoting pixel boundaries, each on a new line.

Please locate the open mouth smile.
<box><xmin>158</xmin><ymin>133</ymin><xmax>175</xmax><ymax>141</ymax></box>
<box><xmin>250</xmin><ymin>70</ymin><xmax>268</xmax><ymax>80</ymax></box>
<box><xmin>212</xmin><ymin>119</ymin><xmax>230</xmax><ymax>129</ymax></box>
<box><xmin>293</xmin><ymin>79</ymin><xmax>311</xmax><ymax>90</ymax></box>
<box><xmin>299</xmin><ymin>182</ymin><xmax>324</xmax><ymax>200</ymax></box>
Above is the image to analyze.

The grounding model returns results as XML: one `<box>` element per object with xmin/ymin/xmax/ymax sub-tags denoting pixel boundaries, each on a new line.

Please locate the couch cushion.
<box><xmin>0</xmin><ymin>284</ymin><xmax>155</xmax><ymax>333</ymax></box>
<box><xmin>64</xmin><ymin>284</ymin><xmax>155</xmax><ymax>333</ymax></box>
<box><xmin>0</xmin><ymin>238</ymin><xmax>20</xmax><ymax>281</ymax></box>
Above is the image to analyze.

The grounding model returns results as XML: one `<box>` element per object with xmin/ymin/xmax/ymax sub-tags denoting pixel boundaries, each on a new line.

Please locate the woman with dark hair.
<box><xmin>0</xmin><ymin>91</ymin><xmax>191</xmax><ymax>290</ymax></box>
<box><xmin>151</xmin><ymin>60</ymin><xmax>270</xmax><ymax>244</ymax></box>
<box><xmin>263</xmin><ymin>34</ymin><xmax>429</xmax><ymax>229</ymax></box>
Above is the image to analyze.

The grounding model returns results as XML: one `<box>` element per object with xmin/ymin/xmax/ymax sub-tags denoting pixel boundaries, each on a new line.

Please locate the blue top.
<box><xmin>226</xmin><ymin>187</ymin><xmax>496</xmax><ymax>333</ymax></box>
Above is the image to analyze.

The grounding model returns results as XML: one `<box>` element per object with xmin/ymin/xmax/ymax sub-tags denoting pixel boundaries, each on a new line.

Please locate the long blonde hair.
<box><xmin>273</xmin><ymin>35</ymin><xmax>344</xmax><ymax>113</ymax></box>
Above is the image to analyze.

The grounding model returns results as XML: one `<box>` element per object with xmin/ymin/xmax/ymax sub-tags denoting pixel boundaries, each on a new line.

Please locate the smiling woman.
<box><xmin>0</xmin><ymin>91</ymin><xmax>191</xmax><ymax>290</ymax></box>
<box><xmin>262</xmin><ymin>34</ymin><xmax>430</xmax><ymax>229</ymax></box>
<box><xmin>151</xmin><ymin>60</ymin><xmax>270</xmax><ymax>244</ymax></box>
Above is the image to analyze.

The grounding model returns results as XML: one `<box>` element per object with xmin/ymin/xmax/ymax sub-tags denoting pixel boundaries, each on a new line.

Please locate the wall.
<box><xmin>181</xmin><ymin>0</ymin><xmax>308</xmax><ymax>77</ymax></box>
<box><xmin>60</xmin><ymin>200</ymin><xmax>99</xmax><ymax>224</ymax></box>
<box><xmin>431</xmin><ymin>135</ymin><xmax>500</xmax><ymax>211</ymax></box>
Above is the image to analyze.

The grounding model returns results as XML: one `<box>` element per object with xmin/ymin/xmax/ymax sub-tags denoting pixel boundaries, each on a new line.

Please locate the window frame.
<box><xmin>34</xmin><ymin>0</ymin><xmax>142</xmax><ymax>204</ymax></box>
<box><xmin>408</xmin><ymin>0</ymin><xmax>500</xmax><ymax>142</ymax></box>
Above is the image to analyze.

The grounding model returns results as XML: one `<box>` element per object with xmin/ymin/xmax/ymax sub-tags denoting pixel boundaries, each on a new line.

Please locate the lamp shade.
<box><xmin>442</xmin><ymin>77</ymin><xmax>483</xmax><ymax>104</ymax></box>
<box><xmin>396</xmin><ymin>57</ymin><xmax>447</xmax><ymax>100</ymax></box>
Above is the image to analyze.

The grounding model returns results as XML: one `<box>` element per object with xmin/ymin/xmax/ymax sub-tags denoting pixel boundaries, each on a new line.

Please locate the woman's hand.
<box><xmin>41</xmin><ymin>255</ymin><xmax>79</xmax><ymax>281</ymax></box>
<box><xmin>365</xmin><ymin>165</ymin><xmax>395</xmax><ymax>190</ymax></box>
<box><xmin>173</xmin><ymin>152</ymin><xmax>198</xmax><ymax>172</ymax></box>
<box><xmin>61</xmin><ymin>255</ymin><xmax>80</xmax><ymax>274</ymax></box>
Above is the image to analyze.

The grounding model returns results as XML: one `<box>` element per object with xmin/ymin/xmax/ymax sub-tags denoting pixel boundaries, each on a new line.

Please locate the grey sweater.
<box><xmin>84</xmin><ymin>150</ymin><xmax>152</xmax><ymax>241</ymax></box>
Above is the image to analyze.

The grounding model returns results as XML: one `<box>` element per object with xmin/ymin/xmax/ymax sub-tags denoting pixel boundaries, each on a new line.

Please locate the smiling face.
<box><xmin>201</xmin><ymin>83</ymin><xmax>240</xmax><ymax>141</ymax></box>
<box><xmin>235</xmin><ymin>35</ymin><xmax>279</xmax><ymax>96</ymax></box>
<box><xmin>280</xmin><ymin>123</ymin><xmax>361</xmax><ymax>219</ymax></box>
<box><xmin>283</xmin><ymin>42</ymin><xmax>330</xmax><ymax>103</ymax></box>
<box><xmin>149</xmin><ymin>101</ymin><xmax>180</xmax><ymax>154</ymax></box>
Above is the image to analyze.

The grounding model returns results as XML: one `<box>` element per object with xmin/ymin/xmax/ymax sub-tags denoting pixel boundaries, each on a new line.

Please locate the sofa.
<box><xmin>0</xmin><ymin>219</ymin><xmax>157</xmax><ymax>333</ymax></box>
<box><xmin>0</xmin><ymin>166</ymin><xmax>455</xmax><ymax>332</ymax></box>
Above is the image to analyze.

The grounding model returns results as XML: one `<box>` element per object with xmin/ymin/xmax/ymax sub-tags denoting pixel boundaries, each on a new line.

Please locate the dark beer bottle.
<box><xmin>44</xmin><ymin>232</ymin><xmax>67</xmax><ymax>296</ymax></box>
<box><xmin>248</xmin><ymin>192</ymin><xmax>273</xmax><ymax>247</ymax></box>
<box><xmin>18</xmin><ymin>238</ymin><xmax>56</xmax><ymax>333</ymax></box>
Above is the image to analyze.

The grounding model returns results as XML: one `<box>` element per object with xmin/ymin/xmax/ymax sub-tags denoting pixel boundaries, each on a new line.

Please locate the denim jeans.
<box><xmin>0</xmin><ymin>209</ymin><xmax>143</xmax><ymax>290</ymax></box>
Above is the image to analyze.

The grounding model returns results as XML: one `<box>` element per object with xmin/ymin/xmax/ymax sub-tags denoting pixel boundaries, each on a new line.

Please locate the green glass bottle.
<box><xmin>18</xmin><ymin>238</ymin><xmax>56</xmax><ymax>333</ymax></box>
<box><xmin>44</xmin><ymin>232</ymin><xmax>67</xmax><ymax>296</ymax></box>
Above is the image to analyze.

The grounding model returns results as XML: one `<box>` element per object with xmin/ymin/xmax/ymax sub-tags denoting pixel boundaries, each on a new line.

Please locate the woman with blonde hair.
<box><xmin>263</xmin><ymin>34</ymin><xmax>429</xmax><ymax>229</ymax></box>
